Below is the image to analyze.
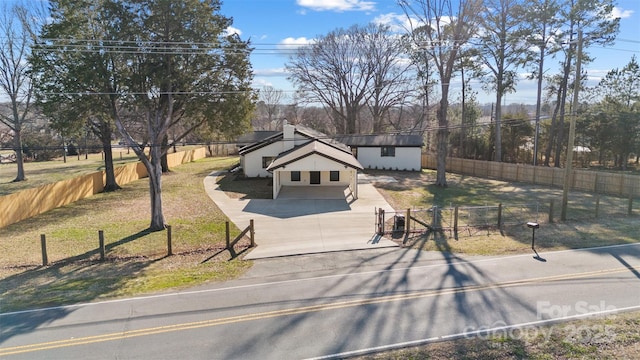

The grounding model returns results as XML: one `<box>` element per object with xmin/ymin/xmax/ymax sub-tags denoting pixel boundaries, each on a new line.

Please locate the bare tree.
<box><xmin>400</xmin><ymin>0</ymin><xmax>483</xmax><ymax>186</ymax></box>
<box><xmin>365</xmin><ymin>25</ymin><xmax>415</xmax><ymax>133</ymax></box>
<box><xmin>287</xmin><ymin>24</ymin><xmax>378</xmax><ymax>134</ymax></box>
<box><xmin>259</xmin><ymin>86</ymin><xmax>285</xmax><ymax>130</ymax></box>
<box><xmin>0</xmin><ymin>3</ymin><xmax>40</xmax><ymax>182</ymax></box>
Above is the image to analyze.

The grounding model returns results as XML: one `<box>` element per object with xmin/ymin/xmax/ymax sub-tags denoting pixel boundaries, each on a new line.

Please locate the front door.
<box><xmin>310</xmin><ymin>171</ymin><xmax>321</xmax><ymax>184</ymax></box>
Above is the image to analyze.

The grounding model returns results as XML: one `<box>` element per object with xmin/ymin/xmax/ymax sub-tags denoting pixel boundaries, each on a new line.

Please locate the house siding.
<box><xmin>242</xmin><ymin>133</ymin><xmax>311</xmax><ymax>177</ymax></box>
<box><xmin>356</xmin><ymin>146</ymin><xmax>422</xmax><ymax>171</ymax></box>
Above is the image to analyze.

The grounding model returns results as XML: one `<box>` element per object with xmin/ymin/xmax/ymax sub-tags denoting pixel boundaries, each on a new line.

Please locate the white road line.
<box><xmin>2</xmin><ymin>242</ymin><xmax>638</xmax><ymax>317</ymax></box>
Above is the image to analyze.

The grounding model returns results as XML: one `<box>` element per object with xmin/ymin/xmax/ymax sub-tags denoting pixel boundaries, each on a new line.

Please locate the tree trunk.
<box><xmin>494</xmin><ymin>92</ymin><xmax>503</xmax><ymax>162</ymax></box>
<box><xmin>147</xmin><ymin>144</ymin><xmax>166</xmax><ymax>231</ymax></box>
<box><xmin>12</xmin><ymin>128</ymin><xmax>26</xmax><ymax>182</ymax></box>
<box><xmin>435</xmin><ymin>98</ymin><xmax>449</xmax><ymax>187</ymax></box>
<box><xmin>346</xmin><ymin>106</ymin><xmax>358</xmax><ymax>134</ymax></box>
<box><xmin>161</xmin><ymin>134</ymin><xmax>170</xmax><ymax>173</ymax></box>
<box><xmin>544</xmin><ymin>91</ymin><xmax>561</xmax><ymax>166</ymax></box>
<box><xmin>102</xmin><ymin>135</ymin><xmax>121</xmax><ymax>192</ymax></box>
<box><xmin>533</xmin><ymin>44</ymin><xmax>545</xmax><ymax>166</ymax></box>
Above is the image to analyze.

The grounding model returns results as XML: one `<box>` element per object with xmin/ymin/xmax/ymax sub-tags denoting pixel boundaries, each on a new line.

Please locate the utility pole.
<box><xmin>561</xmin><ymin>30</ymin><xmax>583</xmax><ymax>221</ymax></box>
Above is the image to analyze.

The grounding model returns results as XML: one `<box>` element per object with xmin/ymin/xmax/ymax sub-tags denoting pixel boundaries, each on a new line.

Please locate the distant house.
<box><xmin>238</xmin><ymin>124</ymin><xmax>423</xmax><ymax>199</ymax></box>
<box><xmin>335</xmin><ymin>134</ymin><xmax>423</xmax><ymax>171</ymax></box>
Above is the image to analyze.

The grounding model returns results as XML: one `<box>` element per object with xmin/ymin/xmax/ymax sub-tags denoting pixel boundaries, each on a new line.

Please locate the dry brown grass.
<box><xmin>0</xmin><ymin>156</ymin><xmax>253</xmax><ymax>312</ymax></box>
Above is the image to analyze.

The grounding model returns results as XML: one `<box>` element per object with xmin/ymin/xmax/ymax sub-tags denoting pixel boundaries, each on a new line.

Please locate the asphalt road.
<box><xmin>1</xmin><ymin>244</ymin><xmax>639</xmax><ymax>359</ymax></box>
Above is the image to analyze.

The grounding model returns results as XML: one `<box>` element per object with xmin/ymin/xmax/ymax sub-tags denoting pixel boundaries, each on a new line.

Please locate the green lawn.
<box><xmin>369</xmin><ymin>169</ymin><xmax>639</xmax><ymax>255</ymax></box>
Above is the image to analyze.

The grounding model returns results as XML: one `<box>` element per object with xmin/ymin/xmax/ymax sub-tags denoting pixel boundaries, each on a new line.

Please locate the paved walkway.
<box><xmin>204</xmin><ymin>172</ymin><xmax>398</xmax><ymax>259</ymax></box>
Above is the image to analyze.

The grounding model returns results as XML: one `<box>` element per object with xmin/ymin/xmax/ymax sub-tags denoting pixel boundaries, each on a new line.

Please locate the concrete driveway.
<box><xmin>204</xmin><ymin>172</ymin><xmax>398</xmax><ymax>259</ymax></box>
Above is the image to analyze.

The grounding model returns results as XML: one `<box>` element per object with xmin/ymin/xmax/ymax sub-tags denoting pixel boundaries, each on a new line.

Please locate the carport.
<box><xmin>266</xmin><ymin>140</ymin><xmax>363</xmax><ymax>200</ymax></box>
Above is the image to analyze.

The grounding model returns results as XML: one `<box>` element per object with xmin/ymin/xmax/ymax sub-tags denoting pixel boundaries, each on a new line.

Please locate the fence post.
<box><xmin>454</xmin><ymin>206</ymin><xmax>459</xmax><ymax>235</ymax></box>
<box><xmin>377</xmin><ymin>208</ymin><xmax>385</xmax><ymax>235</ymax></box>
<box><xmin>167</xmin><ymin>225</ymin><xmax>173</xmax><ymax>256</ymax></box>
<box><xmin>225</xmin><ymin>221</ymin><xmax>230</xmax><ymax>249</ymax></box>
<box><xmin>405</xmin><ymin>209</ymin><xmax>411</xmax><ymax>235</ymax></box>
<box><xmin>595</xmin><ymin>195</ymin><xmax>600</xmax><ymax>219</ymax></box>
<box><xmin>432</xmin><ymin>206</ymin><xmax>438</xmax><ymax>228</ymax></box>
<box><xmin>40</xmin><ymin>234</ymin><xmax>48</xmax><ymax>266</ymax></box>
<box><xmin>99</xmin><ymin>230</ymin><xmax>105</xmax><ymax>261</ymax></box>
<box><xmin>497</xmin><ymin>203</ymin><xmax>503</xmax><ymax>229</ymax></box>
<box><xmin>629</xmin><ymin>197</ymin><xmax>634</xmax><ymax>216</ymax></box>
<box><xmin>549</xmin><ymin>200</ymin><xmax>554</xmax><ymax>223</ymax></box>
<box><xmin>250</xmin><ymin>219</ymin><xmax>255</xmax><ymax>247</ymax></box>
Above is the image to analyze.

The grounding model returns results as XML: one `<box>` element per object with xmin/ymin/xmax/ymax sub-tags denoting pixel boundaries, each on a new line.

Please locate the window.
<box><xmin>262</xmin><ymin>156</ymin><xmax>275</xmax><ymax>168</ymax></box>
<box><xmin>291</xmin><ymin>171</ymin><xmax>301</xmax><ymax>182</ymax></box>
<box><xmin>330</xmin><ymin>171</ymin><xmax>340</xmax><ymax>182</ymax></box>
<box><xmin>381</xmin><ymin>146</ymin><xmax>396</xmax><ymax>157</ymax></box>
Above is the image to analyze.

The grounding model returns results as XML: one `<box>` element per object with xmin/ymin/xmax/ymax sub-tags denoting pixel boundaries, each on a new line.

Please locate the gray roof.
<box><xmin>235</xmin><ymin>131</ymin><xmax>280</xmax><ymax>145</ymax></box>
<box><xmin>238</xmin><ymin>125</ymin><xmax>351</xmax><ymax>155</ymax></box>
<box><xmin>333</xmin><ymin>134</ymin><xmax>423</xmax><ymax>147</ymax></box>
<box><xmin>266</xmin><ymin>140</ymin><xmax>363</xmax><ymax>172</ymax></box>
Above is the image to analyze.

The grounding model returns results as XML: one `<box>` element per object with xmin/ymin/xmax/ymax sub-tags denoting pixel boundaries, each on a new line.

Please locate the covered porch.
<box><xmin>266</xmin><ymin>140</ymin><xmax>364</xmax><ymax>200</ymax></box>
<box><xmin>271</xmin><ymin>169</ymin><xmax>358</xmax><ymax>200</ymax></box>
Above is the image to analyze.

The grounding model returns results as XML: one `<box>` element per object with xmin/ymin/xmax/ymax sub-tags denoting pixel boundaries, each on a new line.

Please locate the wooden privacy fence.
<box><xmin>421</xmin><ymin>154</ymin><xmax>640</xmax><ymax>198</ymax></box>
<box><xmin>0</xmin><ymin>147</ymin><xmax>208</xmax><ymax>229</ymax></box>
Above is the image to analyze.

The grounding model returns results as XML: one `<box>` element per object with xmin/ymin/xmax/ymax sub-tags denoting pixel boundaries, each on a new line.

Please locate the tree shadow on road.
<box><xmin>219</xmin><ymin>205</ymin><xmax>540</xmax><ymax>359</ymax></box>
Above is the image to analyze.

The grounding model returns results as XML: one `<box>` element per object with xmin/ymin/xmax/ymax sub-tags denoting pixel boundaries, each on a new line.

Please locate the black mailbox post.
<box><xmin>394</xmin><ymin>215</ymin><xmax>405</xmax><ymax>232</ymax></box>
<box><xmin>527</xmin><ymin>222</ymin><xmax>539</xmax><ymax>251</ymax></box>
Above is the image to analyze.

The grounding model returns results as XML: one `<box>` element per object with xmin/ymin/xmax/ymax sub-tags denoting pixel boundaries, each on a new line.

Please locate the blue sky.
<box><xmin>221</xmin><ymin>0</ymin><xmax>640</xmax><ymax>105</ymax></box>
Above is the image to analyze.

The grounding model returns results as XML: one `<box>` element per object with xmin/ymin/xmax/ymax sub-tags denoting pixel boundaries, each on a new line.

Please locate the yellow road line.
<box><xmin>0</xmin><ymin>266</ymin><xmax>633</xmax><ymax>356</ymax></box>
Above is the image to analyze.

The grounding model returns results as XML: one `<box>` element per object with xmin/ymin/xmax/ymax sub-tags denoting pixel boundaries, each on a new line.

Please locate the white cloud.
<box><xmin>252</xmin><ymin>78</ymin><xmax>273</xmax><ymax>88</ymax></box>
<box><xmin>611</xmin><ymin>6</ymin><xmax>633</xmax><ymax>19</ymax></box>
<box><xmin>225</xmin><ymin>26</ymin><xmax>242</xmax><ymax>36</ymax></box>
<box><xmin>296</xmin><ymin>0</ymin><xmax>375</xmax><ymax>12</ymax></box>
<box><xmin>278</xmin><ymin>37</ymin><xmax>316</xmax><ymax>50</ymax></box>
<box><xmin>373</xmin><ymin>12</ymin><xmax>414</xmax><ymax>33</ymax></box>
<box><xmin>254</xmin><ymin>68</ymin><xmax>289</xmax><ymax>77</ymax></box>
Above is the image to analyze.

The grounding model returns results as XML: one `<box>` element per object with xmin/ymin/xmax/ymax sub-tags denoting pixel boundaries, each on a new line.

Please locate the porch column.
<box><xmin>273</xmin><ymin>171</ymin><xmax>280</xmax><ymax>199</ymax></box>
<box><xmin>351</xmin><ymin>170</ymin><xmax>358</xmax><ymax>199</ymax></box>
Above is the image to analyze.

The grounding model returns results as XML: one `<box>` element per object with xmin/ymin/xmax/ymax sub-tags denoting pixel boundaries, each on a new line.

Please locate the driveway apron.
<box><xmin>204</xmin><ymin>172</ymin><xmax>398</xmax><ymax>259</ymax></box>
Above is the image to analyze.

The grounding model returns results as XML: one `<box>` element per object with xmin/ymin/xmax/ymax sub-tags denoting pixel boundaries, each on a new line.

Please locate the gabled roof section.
<box><xmin>235</xmin><ymin>131</ymin><xmax>279</xmax><ymax>146</ymax></box>
<box><xmin>334</xmin><ymin>134</ymin><xmax>424</xmax><ymax>147</ymax></box>
<box><xmin>238</xmin><ymin>124</ymin><xmax>350</xmax><ymax>155</ymax></box>
<box><xmin>238</xmin><ymin>132</ymin><xmax>283</xmax><ymax>155</ymax></box>
<box><xmin>266</xmin><ymin>140</ymin><xmax>363</xmax><ymax>172</ymax></box>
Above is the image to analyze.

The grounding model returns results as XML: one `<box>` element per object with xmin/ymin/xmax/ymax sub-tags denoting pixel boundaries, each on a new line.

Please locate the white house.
<box><xmin>239</xmin><ymin>123</ymin><xmax>363</xmax><ymax>199</ymax></box>
<box><xmin>334</xmin><ymin>134</ymin><xmax>423</xmax><ymax>171</ymax></box>
<box><xmin>238</xmin><ymin>125</ymin><xmax>424</xmax><ymax>199</ymax></box>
